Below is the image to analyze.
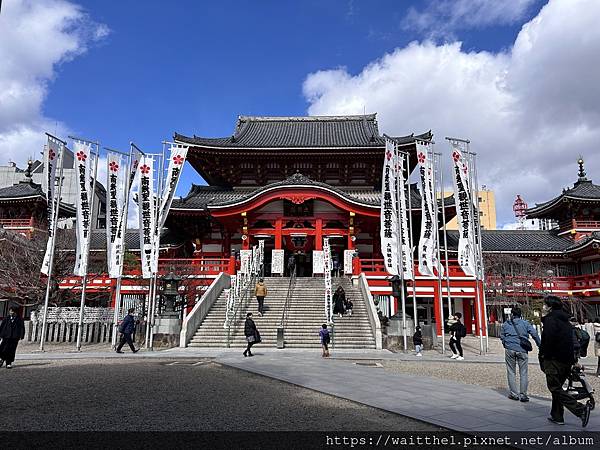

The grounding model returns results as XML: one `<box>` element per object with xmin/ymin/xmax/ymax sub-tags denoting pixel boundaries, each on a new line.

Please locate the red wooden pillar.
<box><xmin>348</xmin><ymin>212</ymin><xmax>355</xmax><ymax>250</ymax></box>
<box><xmin>242</xmin><ymin>235</ymin><xmax>250</xmax><ymax>250</ymax></box>
<box><xmin>473</xmin><ymin>280</ymin><xmax>482</xmax><ymax>336</ymax></box>
<box><xmin>433</xmin><ymin>281</ymin><xmax>442</xmax><ymax>336</ymax></box>
<box><xmin>228</xmin><ymin>256</ymin><xmax>236</xmax><ymax>275</ymax></box>
<box><xmin>478</xmin><ymin>281</ymin><xmax>487</xmax><ymax>337</ymax></box>
<box><xmin>275</xmin><ymin>218</ymin><xmax>282</xmax><ymax>249</ymax></box>
<box><xmin>315</xmin><ymin>218</ymin><xmax>323</xmax><ymax>250</ymax></box>
<box><xmin>463</xmin><ymin>297</ymin><xmax>473</xmax><ymax>335</ymax></box>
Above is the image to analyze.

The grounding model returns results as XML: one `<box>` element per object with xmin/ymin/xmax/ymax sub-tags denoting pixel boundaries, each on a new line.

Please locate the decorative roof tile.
<box><xmin>445</xmin><ymin>230</ymin><xmax>573</xmax><ymax>253</ymax></box>
<box><xmin>527</xmin><ymin>180</ymin><xmax>600</xmax><ymax>217</ymax></box>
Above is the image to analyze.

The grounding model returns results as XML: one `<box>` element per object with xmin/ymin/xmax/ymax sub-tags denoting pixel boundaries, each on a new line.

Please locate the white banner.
<box><xmin>416</xmin><ymin>142</ymin><xmax>443</xmax><ymax>277</ymax></box>
<box><xmin>271</xmin><ymin>249</ymin><xmax>284</xmax><ymax>275</ymax></box>
<box><xmin>451</xmin><ymin>144</ymin><xmax>477</xmax><ymax>277</ymax></box>
<box><xmin>258</xmin><ymin>239</ymin><xmax>265</xmax><ymax>274</ymax></box>
<box><xmin>224</xmin><ymin>275</ymin><xmax>237</xmax><ymax>328</ymax></box>
<box><xmin>158</xmin><ymin>144</ymin><xmax>188</xmax><ymax>229</ymax></box>
<box><xmin>323</xmin><ymin>237</ymin><xmax>333</xmax><ymax>323</ymax></box>
<box><xmin>344</xmin><ymin>249</ymin><xmax>354</xmax><ymax>275</ymax></box>
<box><xmin>137</xmin><ymin>156</ymin><xmax>156</xmax><ymax>279</ymax></box>
<box><xmin>41</xmin><ymin>136</ymin><xmax>63</xmax><ymax>275</ymax></box>
<box><xmin>396</xmin><ymin>150</ymin><xmax>414</xmax><ymax>280</ymax></box>
<box><xmin>73</xmin><ymin>140</ymin><xmax>94</xmax><ymax>277</ymax></box>
<box><xmin>106</xmin><ymin>152</ymin><xmax>127</xmax><ymax>278</ymax></box>
<box><xmin>240</xmin><ymin>249</ymin><xmax>252</xmax><ymax>274</ymax></box>
<box><xmin>312</xmin><ymin>250</ymin><xmax>324</xmax><ymax>274</ymax></box>
<box><xmin>380</xmin><ymin>138</ymin><xmax>399</xmax><ymax>276</ymax></box>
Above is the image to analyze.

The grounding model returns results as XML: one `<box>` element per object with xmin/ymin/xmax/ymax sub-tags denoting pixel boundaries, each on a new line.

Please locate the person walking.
<box><xmin>116</xmin><ymin>308</ymin><xmax>139</xmax><ymax>354</ymax></box>
<box><xmin>500</xmin><ymin>307</ymin><xmax>541</xmax><ymax>402</ymax></box>
<box><xmin>539</xmin><ymin>296</ymin><xmax>591</xmax><ymax>427</ymax></box>
<box><xmin>287</xmin><ymin>253</ymin><xmax>296</xmax><ymax>277</ymax></box>
<box><xmin>333</xmin><ymin>286</ymin><xmax>346</xmax><ymax>318</ymax></box>
<box><xmin>243</xmin><ymin>312</ymin><xmax>260</xmax><ymax>357</ymax></box>
<box><xmin>592</xmin><ymin>317</ymin><xmax>600</xmax><ymax>377</ymax></box>
<box><xmin>0</xmin><ymin>307</ymin><xmax>26</xmax><ymax>369</ymax></box>
<box><xmin>319</xmin><ymin>324</ymin><xmax>331</xmax><ymax>357</ymax></box>
<box><xmin>413</xmin><ymin>326</ymin><xmax>423</xmax><ymax>357</ymax></box>
<box><xmin>449</xmin><ymin>313</ymin><xmax>466</xmax><ymax>360</ymax></box>
<box><xmin>254</xmin><ymin>278</ymin><xmax>267</xmax><ymax>317</ymax></box>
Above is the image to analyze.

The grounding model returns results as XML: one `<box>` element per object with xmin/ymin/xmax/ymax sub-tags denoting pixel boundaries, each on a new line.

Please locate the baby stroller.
<box><xmin>565</xmin><ymin>363</ymin><xmax>595</xmax><ymax>411</ymax></box>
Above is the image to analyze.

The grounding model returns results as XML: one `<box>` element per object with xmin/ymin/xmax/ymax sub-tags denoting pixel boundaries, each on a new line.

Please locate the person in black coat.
<box><xmin>0</xmin><ymin>307</ymin><xmax>26</xmax><ymax>369</ymax></box>
<box><xmin>333</xmin><ymin>286</ymin><xmax>346</xmax><ymax>318</ymax></box>
<box><xmin>243</xmin><ymin>312</ymin><xmax>259</xmax><ymax>357</ymax></box>
<box><xmin>539</xmin><ymin>296</ymin><xmax>591</xmax><ymax>427</ymax></box>
<box><xmin>116</xmin><ymin>308</ymin><xmax>139</xmax><ymax>354</ymax></box>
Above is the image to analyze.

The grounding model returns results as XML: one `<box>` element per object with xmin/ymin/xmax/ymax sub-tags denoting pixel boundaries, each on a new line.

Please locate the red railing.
<box><xmin>559</xmin><ymin>219</ymin><xmax>600</xmax><ymax>232</ymax></box>
<box><xmin>0</xmin><ymin>218</ymin><xmax>34</xmax><ymax>228</ymax></box>
<box><xmin>485</xmin><ymin>272</ymin><xmax>600</xmax><ymax>296</ymax></box>
<box><xmin>355</xmin><ymin>258</ymin><xmax>467</xmax><ymax>277</ymax></box>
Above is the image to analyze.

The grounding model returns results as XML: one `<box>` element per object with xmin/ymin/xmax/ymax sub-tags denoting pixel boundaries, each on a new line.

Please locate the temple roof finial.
<box><xmin>577</xmin><ymin>155</ymin><xmax>588</xmax><ymax>182</ymax></box>
<box><xmin>24</xmin><ymin>159</ymin><xmax>33</xmax><ymax>181</ymax></box>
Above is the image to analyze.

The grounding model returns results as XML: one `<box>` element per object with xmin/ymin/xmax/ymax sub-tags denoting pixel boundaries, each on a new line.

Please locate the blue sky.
<box><xmin>41</xmin><ymin>0</ymin><xmax>544</xmax><ymax>196</ymax></box>
<box><xmin>5</xmin><ymin>0</ymin><xmax>600</xmax><ymax>227</ymax></box>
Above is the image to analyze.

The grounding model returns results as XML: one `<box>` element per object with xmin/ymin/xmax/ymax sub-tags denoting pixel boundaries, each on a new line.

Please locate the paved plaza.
<box><xmin>10</xmin><ymin>342</ymin><xmax>600</xmax><ymax>435</ymax></box>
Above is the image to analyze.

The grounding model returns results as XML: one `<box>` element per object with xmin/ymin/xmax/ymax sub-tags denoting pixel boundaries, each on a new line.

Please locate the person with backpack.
<box><xmin>449</xmin><ymin>313</ymin><xmax>466</xmax><ymax>360</ymax></box>
<box><xmin>500</xmin><ymin>307</ymin><xmax>541</xmax><ymax>402</ymax></box>
<box><xmin>319</xmin><ymin>324</ymin><xmax>331</xmax><ymax>357</ymax></box>
<box><xmin>593</xmin><ymin>317</ymin><xmax>600</xmax><ymax>377</ymax></box>
<box><xmin>539</xmin><ymin>296</ymin><xmax>591</xmax><ymax>427</ymax></box>
<box><xmin>569</xmin><ymin>317</ymin><xmax>590</xmax><ymax>359</ymax></box>
<box><xmin>413</xmin><ymin>326</ymin><xmax>423</xmax><ymax>357</ymax></box>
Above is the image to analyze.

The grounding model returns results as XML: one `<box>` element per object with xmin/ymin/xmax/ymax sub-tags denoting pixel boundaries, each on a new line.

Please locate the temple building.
<box><xmin>2</xmin><ymin>114</ymin><xmax>600</xmax><ymax>348</ymax></box>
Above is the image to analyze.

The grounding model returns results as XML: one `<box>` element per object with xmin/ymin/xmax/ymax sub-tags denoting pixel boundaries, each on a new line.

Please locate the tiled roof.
<box><xmin>87</xmin><ymin>229</ymin><xmax>182</xmax><ymax>251</ymax></box>
<box><xmin>0</xmin><ymin>181</ymin><xmax>45</xmax><ymax>201</ymax></box>
<box><xmin>445</xmin><ymin>230</ymin><xmax>573</xmax><ymax>253</ymax></box>
<box><xmin>171</xmin><ymin>174</ymin><xmax>454</xmax><ymax>211</ymax></box>
<box><xmin>527</xmin><ymin>179</ymin><xmax>600</xmax><ymax>217</ymax></box>
<box><xmin>174</xmin><ymin>114</ymin><xmax>432</xmax><ymax>149</ymax></box>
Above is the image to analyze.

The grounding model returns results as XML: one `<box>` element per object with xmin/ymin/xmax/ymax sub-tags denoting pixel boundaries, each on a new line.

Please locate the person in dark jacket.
<box><xmin>319</xmin><ymin>324</ymin><xmax>331</xmax><ymax>357</ymax></box>
<box><xmin>0</xmin><ymin>307</ymin><xmax>26</xmax><ymax>369</ymax></box>
<box><xmin>243</xmin><ymin>312</ymin><xmax>259</xmax><ymax>357</ymax></box>
<box><xmin>116</xmin><ymin>308</ymin><xmax>138</xmax><ymax>354</ymax></box>
<box><xmin>333</xmin><ymin>286</ymin><xmax>346</xmax><ymax>318</ymax></box>
<box><xmin>413</xmin><ymin>326</ymin><xmax>423</xmax><ymax>357</ymax></box>
<box><xmin>539</xmin><ymin>296</ymin><xmax>591</xmax><ymax>427</ymax></box>
<box><xmin>449</xmin><ymin>313</ymin><xmax>465</xmax><ymax>360</ymax></box>
<box><xmin>500</xmin><ymin>307</ymin><xmax>541</xmax><ymax>402</ymax></box>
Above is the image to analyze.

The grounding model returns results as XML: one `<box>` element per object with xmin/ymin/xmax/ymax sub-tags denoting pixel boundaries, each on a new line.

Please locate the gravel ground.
<box><xmin>381</xmin><ymin>357</ymin><xmax>600</xmax><ymax>400</ymax></box>
<box><xmin>0</xmin><ymin>358</ymin><xmax>440</xmax><ymax>432</ymax></box>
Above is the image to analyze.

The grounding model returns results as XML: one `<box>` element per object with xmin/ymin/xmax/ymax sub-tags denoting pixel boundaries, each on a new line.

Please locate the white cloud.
<box><xmin>0</xmin><ymin>0</ymin><xmax>109</xmax><ymax>164</ymax></box>
<box><xmin>303</xmin><ymin>0</ymin><xmax>600</xmax><ymax>227</ymax></box>
<box><xmin>403</xmin><ymin>0</ymin><xmax>537</xmax><ymax>39</ymax></box>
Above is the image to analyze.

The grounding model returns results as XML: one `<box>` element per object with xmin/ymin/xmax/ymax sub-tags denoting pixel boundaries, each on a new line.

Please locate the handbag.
<box><xmin>595</xmin><ymin>331</ymin><xmax>600</xmax><ymax>344</ymax></box>
<box><xmin>511</xmin><ymin>320</ymin><xmax>533</xmax><ymax>352</ymax></box>
<box><xmin>254</xmin><ymin>330</ymin><xmax>262</xmax><ymax>344</ymax></box>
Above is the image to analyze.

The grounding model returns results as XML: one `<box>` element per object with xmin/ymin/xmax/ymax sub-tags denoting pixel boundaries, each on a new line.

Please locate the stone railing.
<box><xmin>358</xmin><ymin>273</ymin><xmax>382</xmax><ymax>350</ymax></box>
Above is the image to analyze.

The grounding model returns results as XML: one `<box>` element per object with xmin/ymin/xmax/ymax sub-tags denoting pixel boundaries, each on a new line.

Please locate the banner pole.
<box><xmin>394</xmin><ymin>142</ymin><xmax>408</xmax><ymax>353</ymax></box>
<box><xmin>76</xmin><ymin>143</ymin><xmax>99</xmax><ymax>351</ymax></box>
<box><xmin>463</xmin><ymin>144</ymin><xmax>484</xmax><ymax>356</ymax></box>
<box><xmin>430</xmin><ymin>147</ymin><xmax>446</xmax><ymax>355</ymax></box>
<box><xmin>112</xmin><ymin>145</ymin><xmax>135</xmax><ymax>348</ymax></box>
<box><xmin>470</xmin><ymin>148</ymin><xmax>490</xmax><ymax>352</ymax></box>
<box><xmin>404</xmin><ymin>150</ymin><xmax>419</xmax><ymax>334</ymax></box>
<box><xmin>436</xmin><ymin>152</ymin><xmax>453</xmax><ymax>317</ymax></box>
<box><xmin>39</xmin><ymin>141</ymin><xmax>66</xmax><ymax>351</ymax></box>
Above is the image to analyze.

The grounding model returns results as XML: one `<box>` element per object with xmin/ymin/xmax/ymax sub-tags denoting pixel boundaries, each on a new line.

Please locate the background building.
<box><xmin>443</xmin><ymin>188</ymin><xmax>497</xmax><ymax>230</ymax></box>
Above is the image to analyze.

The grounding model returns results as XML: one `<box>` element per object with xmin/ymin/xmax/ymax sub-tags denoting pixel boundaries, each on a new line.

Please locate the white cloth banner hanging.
<box><xmin>41</xmin><ymin>136</ymin><xmax>63</xmax><ymax>275</ymax></box>
<box><xmin>451</xmin><ymin>144</ymin><xmax>477</xmax><ymax>277</ymax></box>
<box><xmin>158</xmin><ymin>145</ymin><xmax>188</xmax><ymax>229</ymax></box>
<box><xmin>312</xmin><ymin>250</ymin><xmax>324</xmax><ymax>274</ymax></box>
<box><xmin>416</xmin><ymin>142</ymin><xmax>443</xmax><ymax>277</ymax></box>
<box><xmin>73</xmin><ymin>140</ymin><xmax>94</xmax><ymax>277</ymax></box>
<box><xmin>137</xmin><ymin>156</ymin><xmax>156</xmax><ymax>279</ymax></box>
<box><xmin>271</xmin><ymin>249</ymin><xmax>284</xmax><ymax>275</ymax></box>
<box><xmin>396</xmin><ymin>149</ymin><xmax>414</xmax><ymax>280</ymax></box>
<box><xmin>224</xmin><ymin>275</ymin><xmax>237</xmax><ymax>329</ymax></box>
<box><xmin>380</xmin><ymin>138</ymin><xmax>399</xmax><ymax>276</ymax></box>
<box><xmin>323</xmin><ymin>237</ymin><xmax>333</xmax><ymax>323</ymax></box>
<box><xmin>240</xmin><ymin>250</ymin><xmax>252</xmax><ymax>274</ymax></box>
<box><xmin>258</xmin><ymin>240</ymin><xmax>265</xmax><ymax>274</ymax></box>
<box><xmin>343</xmin><ymin>249</ymin><xmax>354</xmax><ymax>275</ymax></box>
<box><xmin>106</xmin><ymin>152</ymin><xmax>127</xmax><ymax>278</ymax></box>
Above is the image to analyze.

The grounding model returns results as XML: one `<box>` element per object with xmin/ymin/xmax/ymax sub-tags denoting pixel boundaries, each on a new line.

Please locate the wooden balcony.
<box><xmin>0</xmin><ymin>218</ymin><xmax>35</xmax><ymax>229</ymax></box>
<box><xmin>487</xmin><ymin>272</ymin><xmax>600</xmax><ymax>297</ymax></box>
<box><xmin>354</xmin><ymin>258</ymin><xmax>467</xmax><ymax>278</ymax></box>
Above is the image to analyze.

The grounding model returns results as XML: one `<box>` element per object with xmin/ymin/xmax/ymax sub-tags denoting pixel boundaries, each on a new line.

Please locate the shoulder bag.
<box><xmin>511</xmin><ymin>320</ymin><xmax>533</xmax><ymax>352</ymax></box>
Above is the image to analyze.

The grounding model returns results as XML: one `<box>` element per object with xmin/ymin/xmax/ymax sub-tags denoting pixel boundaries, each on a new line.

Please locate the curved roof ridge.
<box><xmin>236</xmin><ymin>114</ymin><xmax>377</xmax><ymax>122</ymax></box>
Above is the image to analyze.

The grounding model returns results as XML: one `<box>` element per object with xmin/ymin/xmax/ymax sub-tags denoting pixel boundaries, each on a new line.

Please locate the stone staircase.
<box><xmin>188</xmin><ymin>276</ymin><xmax>376</xmax><ymax>349</ymax></box>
